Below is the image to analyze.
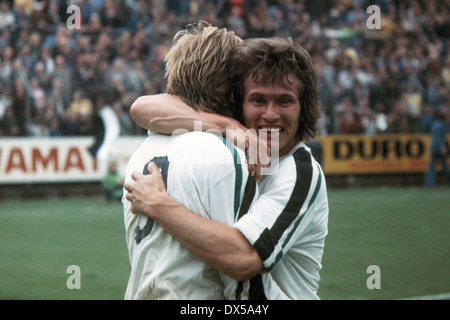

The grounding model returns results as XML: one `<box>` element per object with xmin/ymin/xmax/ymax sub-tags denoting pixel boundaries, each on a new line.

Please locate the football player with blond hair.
<box><xmin>123</xmin><ymin>21</ymin><xmax>286</xmax><ymax>300</ymax></box>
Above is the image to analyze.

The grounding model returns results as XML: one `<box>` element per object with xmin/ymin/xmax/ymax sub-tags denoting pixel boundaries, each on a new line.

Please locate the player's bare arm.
<box><xmin>130</xmin><ymin>94</ymin><xmax>233</xmax><ymax>135</ymax></box>
<box><xmin>124</xmin><ymin>162</ymin><xmax>264</xmax><ymax>282</ymax></box>
<box><xmin>130</xmin><ymin>94</ymin><xmax>269</xmax><ymax>181</ymax></box>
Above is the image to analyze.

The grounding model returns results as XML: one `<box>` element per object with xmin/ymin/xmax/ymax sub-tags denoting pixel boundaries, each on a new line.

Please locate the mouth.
<box><xmin>259</xmin><ymin>127</ymin><xmax>284</xmax><ymax>134</ymax></box>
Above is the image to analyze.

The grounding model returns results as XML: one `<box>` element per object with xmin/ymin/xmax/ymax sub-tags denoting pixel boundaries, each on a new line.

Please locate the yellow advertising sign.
<box><xmin>315</xmin><ymin>134</ymin><xmax>449</xmax><ymax>175</ymax></box>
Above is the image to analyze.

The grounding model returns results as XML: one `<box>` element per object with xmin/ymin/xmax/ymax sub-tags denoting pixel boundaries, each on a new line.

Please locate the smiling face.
<box><xmin>243</xmin><ymin>74</ymin><xmax>302</xmax><ymax>157</ymax></box>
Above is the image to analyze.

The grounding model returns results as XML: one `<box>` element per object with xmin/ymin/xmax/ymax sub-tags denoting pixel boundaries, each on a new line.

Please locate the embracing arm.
<box><xmin>130</xmin><ymin>94</ymin><xmax>268</xmax><ymax>181</ymax></box>
<box><xmin>124</xmin><ymin>164</ymin><xmax>263</xmax><ymax>282</ymax></box>
<box><xmin>130</xmin><ymin>94</ymin><xmax>240</xmax><ymax>135</ymax></box>
<box><xmin>151</xmin><ymin>199</ymin><xmax>263</xmax><ymax>281</ymax></box>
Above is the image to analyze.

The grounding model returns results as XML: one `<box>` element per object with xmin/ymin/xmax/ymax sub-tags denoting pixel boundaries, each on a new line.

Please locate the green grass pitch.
<box><xmin>0</xmin><ymin>187</ymin><xmax>448</xmax><ymax>300</ymax></box>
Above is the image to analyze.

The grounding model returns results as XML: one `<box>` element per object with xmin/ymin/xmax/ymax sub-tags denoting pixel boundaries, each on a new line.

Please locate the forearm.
<box><xmin>130</xmin><ymin>94</ymin><xmax>241</xmax><ymax>136</ymax></box>
<box><xmin>130</xmin><ymin>94</ymin><xmax>267</xmax><ymax>180</ymax></box>
<box><xmin>147</xmin><ymin>195</ymin><xmax>263</xmax><ymax>281</ymax></box>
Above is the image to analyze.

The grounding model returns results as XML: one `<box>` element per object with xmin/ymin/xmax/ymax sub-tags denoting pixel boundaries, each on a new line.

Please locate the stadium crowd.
<box><xmin>0</xmin><ymin>0</ymin><xmax>448</xmax><ymax>137</ymax></box>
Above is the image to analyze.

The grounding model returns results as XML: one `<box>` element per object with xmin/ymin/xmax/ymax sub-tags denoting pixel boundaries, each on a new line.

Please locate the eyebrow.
<box><xmin>277</xmin><ymin>93</ymin><xmax>296</xmax><ymax>100</ymax></box>
<box><xmin>247</xmin><ymin>91</ymin><xmax>297</xmax><ymax>100</ymax></box>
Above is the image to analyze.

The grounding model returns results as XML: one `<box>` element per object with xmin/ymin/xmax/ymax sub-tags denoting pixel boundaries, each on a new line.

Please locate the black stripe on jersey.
<box><xmin>235</xmin><ymin>174</ymin><xmax>258</xmax><ymax>300</ymax></box>
<box><xmin>235</xmin><ymin>281</ymin><xmax>243</xmax><ymax>300</ymax></box>
<box><xmin>234</xmin><ymin>273</ymin><xmax>268</xmax><ymax>300</ymax></box>
<box><xmin>249</xmin><ymin>274</ymin><xmax>268</xmax><ymax>300</ymax></box>
<box><xmin>237</xmin><ymin>174</ymin><xmax>257</xmax><ymax>221</ymax></box>
<box><xmin>144</xmin><ymin>156</ymin><xmax>169</xmax><ymax>186</ymax></box>
<box><xmin>253</xmin><ymin>148</ymin><xmax>313</xmax><ymax>263</ymax></box>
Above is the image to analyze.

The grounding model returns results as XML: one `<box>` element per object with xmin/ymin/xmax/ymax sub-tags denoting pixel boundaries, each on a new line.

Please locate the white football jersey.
<box><xmin>235</xmin><ymin>142</ymin><xmax>329</xmax><ymax>300</ymax></box>
<box><xmin>123</xmin><ymin>131</ymin><xmax>253</xmax><ymax>299</ymax></box>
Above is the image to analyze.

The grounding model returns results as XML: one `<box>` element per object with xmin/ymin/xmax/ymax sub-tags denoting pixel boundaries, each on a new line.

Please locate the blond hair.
<box><xmin>165</xmin><ymin>21</ymin><xmax>242</xmax><ymax>117</ymax></box>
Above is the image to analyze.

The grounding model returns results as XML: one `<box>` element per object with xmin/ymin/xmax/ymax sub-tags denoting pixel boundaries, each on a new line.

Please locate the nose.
<box><xmin>262</xmin><ymin>102</ymin><xmax>280</xmax><ymax>122</ymax></box>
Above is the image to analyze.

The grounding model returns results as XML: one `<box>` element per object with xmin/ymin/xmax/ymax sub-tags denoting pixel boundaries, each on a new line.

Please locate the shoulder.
<box><xmin>171</xmin><ymin>132</ymin><xmax>226</xmax><ymax>152</ymax></box>
<box><xmin>171</xmin><ymin>132</ymin><xmax>247</xmax><ymax>166</ymax></box>
<box><xmin>262</xmin><ymin>144</ymin><xmax>325</xmax><ymax>198</ymax></box>
<box><xmin>267</xmin><ymin>143</ymin><xmax>320</xmax><ymax>180</ymax></box>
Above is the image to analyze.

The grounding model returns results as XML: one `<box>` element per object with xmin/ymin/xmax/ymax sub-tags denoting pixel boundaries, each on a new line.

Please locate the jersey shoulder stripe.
<box><xmin>281</xmin><ymin>162</ymin><xmax>322</xmax><ymax>249</ymax></box>
<box><xmin>267</xmin><ymin>162</ymin><xmax>323</xmax><ymax>269</ymax></box>
<box><xmin>236</xmin><ymin>175</ymin><xmax>257</xmax><ymax>221</ymax></box>
<box><xmin>253</xmin><ymin>147</ymin><xmax>314</xmax><ymax>266</ymax></box>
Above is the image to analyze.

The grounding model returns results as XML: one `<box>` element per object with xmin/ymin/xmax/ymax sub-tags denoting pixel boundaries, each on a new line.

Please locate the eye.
<box><xmin>277</xmin><ymin>97</ymin><xmax>293</xmax><ymax>107</ymax></box>
<box><xmin>249</xmin><ymin>95</ymin><xmax>265</xmax><ymax>106</ymax></box>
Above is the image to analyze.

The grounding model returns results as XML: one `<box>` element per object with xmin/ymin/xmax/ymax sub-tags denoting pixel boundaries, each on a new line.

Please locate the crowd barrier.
<box><xmin>0</xmin><ymin>134</ymin><xmax>448</xmax><ymax>184</ymax></box>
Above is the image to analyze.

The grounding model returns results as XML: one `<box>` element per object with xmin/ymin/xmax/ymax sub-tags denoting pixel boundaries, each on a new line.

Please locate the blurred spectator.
<box><xmin>68</xmin><ymin>89</ymin><xmax>93</xmax><ymax>117</ymax></box>
<box><xmin>52</xmin><ymin>54</ymin><xmax>72</xmax><ymax>104</ymax></box>
<box><xmin>47</xmin><ymin>117</ymin><xmax>62</xmax><ymax>136</ymax></box>
<box><xmin>0</xmin><ymin>86</ymin><xmax>11</xmax><ymax>135</ymax></box>
<box><xmin>247</xmin><ymin>0</ymin><xmax>277</xmax><ymax>37</ymax></box>
<box><xmin>226</xmin><ymin>5</ymin><xmax>246</xmax><ymax>38</ymax></box>
<box><xmin>424</xmin><ymin>110</ymin><xmax>450</xmax><ymax>187</ymax></box>
<box><xmin>100</xmin><ymin>0</ymin><xmax>129</xmax><ymax>28</ymax></box>
<box><xmin>374</xmin><ymin>103</ymin><xmax>389</xmax><ymax>134</ymax></box>
<box><xmin>64</xmin><ymin>89</ymin><xmax>93</xmax><ymax>135</ymax></box>
<box><xmin>102</xmin><ymin>160</ymin><xmax>123</xmax><ymax>202</ymax></box>
<box><xmin>11</xmin><ymin>76</ymin><xmax>30</xmax><ymax>136</ymax></box>
<box><xmin>0</xmin><ymin>106</ymin><xmax>21</xmax><ymax>135</ymax></box>
<box><xmin>0</xmin><ymin>1</ymin><xmax>16</xmax><ymax>31</ymax></box>
<box><xmin>421</xmin><ymin>104</ymin><xmax>434</xmax><ymax>133</ymax></box>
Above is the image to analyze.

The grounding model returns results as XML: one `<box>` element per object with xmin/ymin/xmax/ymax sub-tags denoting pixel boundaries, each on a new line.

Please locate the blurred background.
<box><xmin>0</xmin><ymin>0</ymin><xmax>448</xmax><ymax>300</ymax></box>
<box><xmin>0</xmin><ymin>0</ymin><xmax>448</xmax><ymax>139</ymax></box>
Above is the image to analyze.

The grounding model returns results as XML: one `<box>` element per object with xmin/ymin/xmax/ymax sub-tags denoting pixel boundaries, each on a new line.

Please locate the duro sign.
<box><xmin>333</xmin><ymin>138</ymin><xmax>426</xmax><ymax>160</ymax></box>
<box><xmin>316</xmin><ymin>134</ymin><xmax>449</xmax><ymax>175</ymax></box>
